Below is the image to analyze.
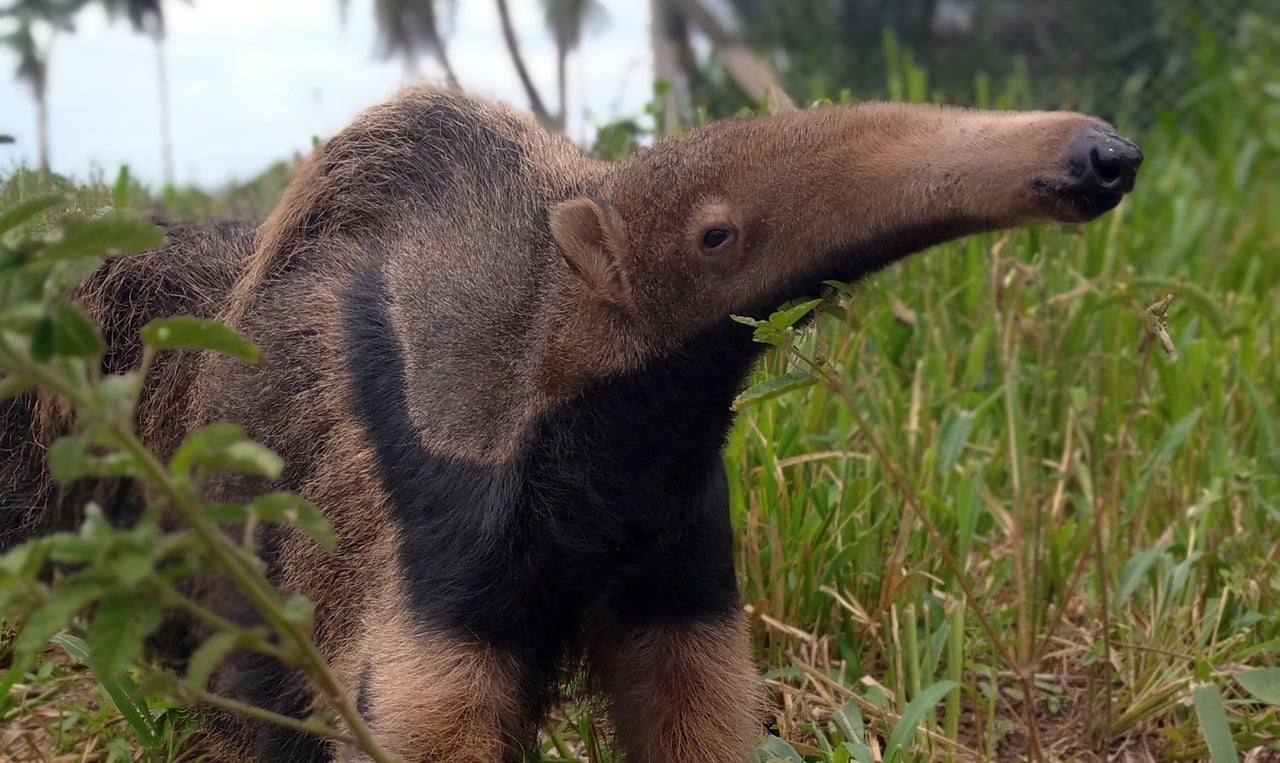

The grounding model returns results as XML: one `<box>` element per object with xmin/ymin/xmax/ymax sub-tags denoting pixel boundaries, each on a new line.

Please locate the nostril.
<box><xmin>1090</xmin><ymin>146</ymin><xmax>1123</xmax><ymax>187</ymax></box>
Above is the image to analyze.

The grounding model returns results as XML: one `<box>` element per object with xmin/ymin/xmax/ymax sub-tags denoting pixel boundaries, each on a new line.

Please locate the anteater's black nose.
<box><xmin>1067</xmin><ymin>125</ymin><xmax>1143</xmax><ymax>195</ymax></box>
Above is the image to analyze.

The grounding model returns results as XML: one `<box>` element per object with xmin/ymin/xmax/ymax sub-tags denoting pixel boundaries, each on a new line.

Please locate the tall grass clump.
<box><xmin>731</xmin><ymin>11</ymin><xmax>1279</xmax><ymax>762</ymax></box>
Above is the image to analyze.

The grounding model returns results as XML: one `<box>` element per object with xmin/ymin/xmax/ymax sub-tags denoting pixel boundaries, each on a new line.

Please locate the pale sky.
<box><xmin>0</xmin><ymin>0</ymin><xmax>654</xmax><ymax>188</ymax></box>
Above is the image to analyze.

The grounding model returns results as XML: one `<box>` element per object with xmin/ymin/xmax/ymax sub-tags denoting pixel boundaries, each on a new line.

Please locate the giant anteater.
<box><xmin>1</xmin><ymin>87</ymin><xmax>1142</xmax><ymax>761</ymax></box>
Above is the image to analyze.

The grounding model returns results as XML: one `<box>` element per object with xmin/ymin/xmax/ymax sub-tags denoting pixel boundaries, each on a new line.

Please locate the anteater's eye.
<box><xmin>702</xmin><ymin>229</ymin><xmax>732</xmax><ymax>250</ymax></box>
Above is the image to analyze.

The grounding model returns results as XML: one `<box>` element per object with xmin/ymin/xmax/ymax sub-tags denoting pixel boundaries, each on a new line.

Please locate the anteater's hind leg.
<box><xmin>348</xmin><ymin>584</ymin><xmax>537</xmax><ymax>763</ymax></box>
<box><xmin>589</xmin><ymin>612</ymin><xmax>764</xmax><ymax>763</ymax></box>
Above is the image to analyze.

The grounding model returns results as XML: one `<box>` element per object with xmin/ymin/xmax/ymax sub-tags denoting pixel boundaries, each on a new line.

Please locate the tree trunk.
<box><xmin>35</xmin><ymin>82</ymin><xmax>49</xmax><ymax>177</ymax></box>
<box><xmin>435</xmin><ymin>42</ymin><xmax>461</xmax><ymax>89</ymax></box>
<box><xmin>664</xmin><ymin>0</ymin><xmax>795</xmax><ymax>111</ymax></box>
<box><xmin>35</xmin><ymin>29</ymin><xmax>56</xmax><ymax>178</ymax></box>
<box><xmin>494</xmin><ymin>0</ymin><xmax>560</xmax><ymax>131</ymax></box>
<box><xmin>650</xmin><ymin>0</ymin><xmax>683</xmax><ymax>134</ymax></box>
<box><xmin>556</xmin><ymin>43</ymin><xmax>568</xmax><ymax>133</ymax></box>
<box><xmin>154</xmin><ymin>36</ymin><xmax>174</xmax><ymax>187</ymax></box>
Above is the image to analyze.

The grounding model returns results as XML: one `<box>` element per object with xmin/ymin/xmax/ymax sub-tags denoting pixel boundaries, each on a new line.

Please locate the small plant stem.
<box><xmin>1034</xmin><ymin>348</ymin><xmax>1153</xmax><ymax>749</ymax></box>
<box><xmin>543</xmin><ymin>723</ymin><xmax>577</xmax><ymax>759</ymax></box>
<box><xmin>997</xmin><ymin>283</ymin><xmax>1043</xmax><ymax>759</ymax></box>
<box><xmin>944</xmin><ymin>600</ymin><xmax>964</xmax><ymax>761</ymax></box>
<box><xmin>903</xmin><ymin>603</ymin><xmax>922</xmax><ymax>703</ymax></box>
<box><xmin>154</xmin><ymin>582</ymin><xmax>288</xmax><ymax>663</ymax></box>
<box><xmin>185</xmin><ymin>687</ymin><xmax>358</xmax><ymax>746</ymax></box>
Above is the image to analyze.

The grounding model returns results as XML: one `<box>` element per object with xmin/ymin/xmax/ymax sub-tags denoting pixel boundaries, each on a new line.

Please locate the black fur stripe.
<box><xmin>342</xmin><ymin>267</ymin><xmax>753</xmax><ymax>680</ymax></box>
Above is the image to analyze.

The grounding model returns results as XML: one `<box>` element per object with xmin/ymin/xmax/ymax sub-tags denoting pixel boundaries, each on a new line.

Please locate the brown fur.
<box><xmin>1</xmin><ymin>87</ymin><xmax>1141</xmax><ymax>762</ymax></box>
<box><xmin>355</xmin><ymin>589</ymin><xmax>530</xmax><ymax>761</ymax></box>
<box><xmin>588</xmin><ymin>615</ymin><xmax>765</xmax><ymax>763</ymax></box>
<box><xmin>0</xmin><ymin>222</ymin><xmax>252</xmax><ymax>548</ymax></box>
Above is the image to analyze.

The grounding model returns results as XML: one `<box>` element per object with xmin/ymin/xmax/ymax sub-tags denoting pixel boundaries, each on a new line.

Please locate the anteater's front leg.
<box><xmin>588</xmin><ymin>485</ymin><xmax>764</xmax><ymax>763</ymax></box>
<box><xmin>590</xmin><ymin>611</ymin><xmax>763</xmax><ymax>762</ymax></box>
<box><xmin>349</xmin><ymin>584</ymin><xmax>536</xmax><ymax>763</ymax></box>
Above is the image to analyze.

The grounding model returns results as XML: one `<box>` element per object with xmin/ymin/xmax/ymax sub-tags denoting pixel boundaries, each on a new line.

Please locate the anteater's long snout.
<box><xmin>1061</xmin><ymin>125</ymin><xmax>1143</xmax><ymax>216</ymax></box>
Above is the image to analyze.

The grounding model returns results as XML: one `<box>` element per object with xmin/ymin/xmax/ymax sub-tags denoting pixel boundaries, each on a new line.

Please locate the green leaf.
<box><xmin>87</xmin><ymin>592</ymin><xmax>164</xmax><ymax>683</ymax></box>
<box><xmin>281</xmin><ymin>594</ymin><xmax>314</xmax><ymax>625</ymax></box>
<box><xmin>13</xmin><ymin>580</ymin><xmax>104</xmax><ymax>665</ymax></box>
<box><xmin>140</xmin><ymin>317</ymin><xmax>260</xmax><ymax>363</ymax></box>
<box><xmin>107</xmin><ymin>545</ymin><xmax>159</xmax><ymax>588</ymax></box>
<box><xmin>769</xmin><ymin>298</ymin><xmax>823</xmax><ymax>331</ymax></box>
<box><xmin>48</xmin><ymin>535</ymin><xmax>105</xmax><ymax>565</ymax></box>
<box><xmin>202</xmin><ymin>502</ymin><xmax>250</xmax><ymax>524</ymax></box>
<box><xmin>1235</xmin><ymin>668</ymin><xmax>1280</xmax><ymax>705</ymax></box>
<box><xmin>202</xmin><ymin>441</ymin><xmax>284</xmax><ymax>480</ymax></box>
<box><xmin>40</xmin><ymin>217</ymin><xmax>164</xmax><ymax>262</ymax></box>
<box><xmin>0</xmin><ymin>195</ymin><xmax>62</xmax><ymax>238</ymax></box>
<box><xmin>830</xmin><ymin>699</ymin><xmax>866</xmax><ymax>742</ymax></box>
<box><xmin>185</xmin><ymin>631</ymin><xmax>241</xmax><ymax>690</ymax></box>
<box><xmin>170</xmin><ymin>423</ymin><xmax>283</xmax><ymax>479</ymax></box>
<box><xmin>1115</xmin><ymin>545</ymin><xmax>1166</xmax><ymax>607</ymax></box>
<box><xmin>250</xmin><ymin>492</ymin><xmax>336</xmax><ymax>552</ymax></box>
<box><xmin>885</xmin><ymin>680</ymin><xmax>958</xmax><ymax>757</ymax></box>
<box><xmin>91</xmin><ymin>452</ymin><xmax>144</xmax><ymax>479</ymax></box>
<box><xmin>98</xmin><ymin>372</ymin><xmax>141</xmax><ymax>405</ymax></box>
<box><xmin>30</xmin><ymin>315</ymin><xmax>55</xmax><ymax>361</ymax></box>
<box><xmin>48</xmin><ymin>432</ymin><xmax>93</xmax><ymax>483</ymax></box>
<box><xmin>822</xmin><ymin>280</ymin><xmax>860</xmax><ymax>297</ymax></box>
<box><xmin>732</xmin><ymin>372</ymin><xmax>818</xmax><ymax>411</ymax></box>
<box><xmin>936</xmin><ymin>408</ymin><xmax>976</xmax><ymax>476</ymax></box>
<box><xmin>48</xmin><ymin>434</ymin><xmax>142</xmax><ymax>482</ymax></box>
<box><xmin>50</xmin><ymin>633</ymin><xmax>159</xmax><ymax>750</ymax></box>
<box><xmin>1191</xmin><ymin>683</ymin><xmax>1238</xmax><ymax>763</ymax></box>
<box><xmin>755</xmin><ymin>735</ymin><xmax>805</xmax><ymax>763</ymax></box>
<box><xmin>113</xmin><ymin>166</ymin><xmax>131</xmax><ymax>211</ymax></box>
<box><xmin>1139</xmin><ymin>408</ymin><xmax>1202</xmax><ymax>492</ymax></box>
<box><xmin>50</xmin><ymin>303</ymin><xmax>105</xmax><ymax>358</ymax></box>
<box><xmin>170</xmin><ymin>422</ymin><xmax>248</xmax><ymax>477</ymax></box>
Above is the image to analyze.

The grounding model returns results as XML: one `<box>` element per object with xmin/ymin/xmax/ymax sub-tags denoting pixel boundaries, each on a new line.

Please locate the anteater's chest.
<box><xmin>391</xmin><ymin>431</ymin><xmax>739</xmax><ymax>660</ymax></box>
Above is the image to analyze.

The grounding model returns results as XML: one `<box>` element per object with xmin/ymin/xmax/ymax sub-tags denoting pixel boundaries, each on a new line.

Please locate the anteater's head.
<box><xmin>547</xmin><ymin>103</ymin><xmax>1141</xmax><ymax>376</ymax></box>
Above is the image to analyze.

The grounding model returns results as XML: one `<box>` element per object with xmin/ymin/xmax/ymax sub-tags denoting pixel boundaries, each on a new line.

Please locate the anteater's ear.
<box><xmin>550</xmin><ymin>197</ymin><xmax>631</xmax><ymax>308</ymax></box>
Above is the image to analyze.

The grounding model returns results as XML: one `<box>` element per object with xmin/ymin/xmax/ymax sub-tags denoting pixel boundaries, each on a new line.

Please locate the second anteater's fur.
<box><xmin>1</xmin><ymin>87</ymin><xmax>1142</xmax><ymax>762</ymax></box>
<box><xmin>0</xmin><ymin>222</ymin><xmax>252</xmax><ymax>548</ymax></box>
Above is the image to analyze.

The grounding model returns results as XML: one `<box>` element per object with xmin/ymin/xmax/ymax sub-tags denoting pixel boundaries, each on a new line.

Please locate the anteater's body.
<box><xmin>0</xmin><ymin>88</ymin><xmax>1141</xmax><ymax>762</ymax></box>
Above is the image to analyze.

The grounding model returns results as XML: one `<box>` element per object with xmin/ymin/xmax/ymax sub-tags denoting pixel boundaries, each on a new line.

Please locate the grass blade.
<box><xmin>1191</xmin><ymin>683</ymin><xmax>1237</xmax><ymax>763</ymax></box>
<box><xmin>885</xmin><ymin>679</ymin><xmax>958</xmax><ymax>758</ymax></box>
<box><xmin>50</xmin><ymin>633</ymin><xmax>160</xmax><ymax>752</ymax></box>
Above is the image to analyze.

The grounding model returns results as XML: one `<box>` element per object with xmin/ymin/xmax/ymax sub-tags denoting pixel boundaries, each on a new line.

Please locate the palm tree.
<box><xmin>98</xmin><ymin>0</ymin><xmax>175</xmax><ymax>185</ymax></box>
<box><xmin>1</xmin><ymin>0</ymin><xmax>85</xmax><ymax>175</ymax></box>
<box><xmin>342</xmin><ymin>0</ymin><xmax>459</xmax><ymax>86</ymax></box>
<box><xmin>543</xmin><ymin>0</ymin><xmax>600</xmax><ymax>124</ymax></box>
<box><xmin>347</xmin><ymin>0</ymin><xmax>603</xmax><ymax>132</ymax></box>
<box><xmin>353</xmin><ymin>0</ymin><xmax>791</xmax><ymax>136</ymax></box>
<box><xmin>494</xmin><ymin>0</ymin><xmax>604</xmax><ymax>132</ymax></box>
<box><xmin>653</xmin><ymin>0</ymin><xmax>794</xmax><ymax>121</ymax></box>
<box><xmin>2</xmin><ymin>0</ymin><xmax>181</xmax><ymax>180</ymax></box>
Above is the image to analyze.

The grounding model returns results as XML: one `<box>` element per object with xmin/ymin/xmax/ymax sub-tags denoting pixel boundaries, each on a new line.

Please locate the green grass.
<box><xmin>711</xmin><ymin>35</ymin><xmax>1279</xmax><ymax>759</ymax></box>
<box><xmin>3</xmin><ymin>17</ymin><xmax>1279</xmax><ymax>762</ymax></box>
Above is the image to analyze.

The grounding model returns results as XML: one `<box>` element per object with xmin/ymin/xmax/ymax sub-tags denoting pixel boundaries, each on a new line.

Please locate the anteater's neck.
<box><xmin>537</xmin><ymin>319</ymin><xmax>762</xmax><ymax>516</ymax></box>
